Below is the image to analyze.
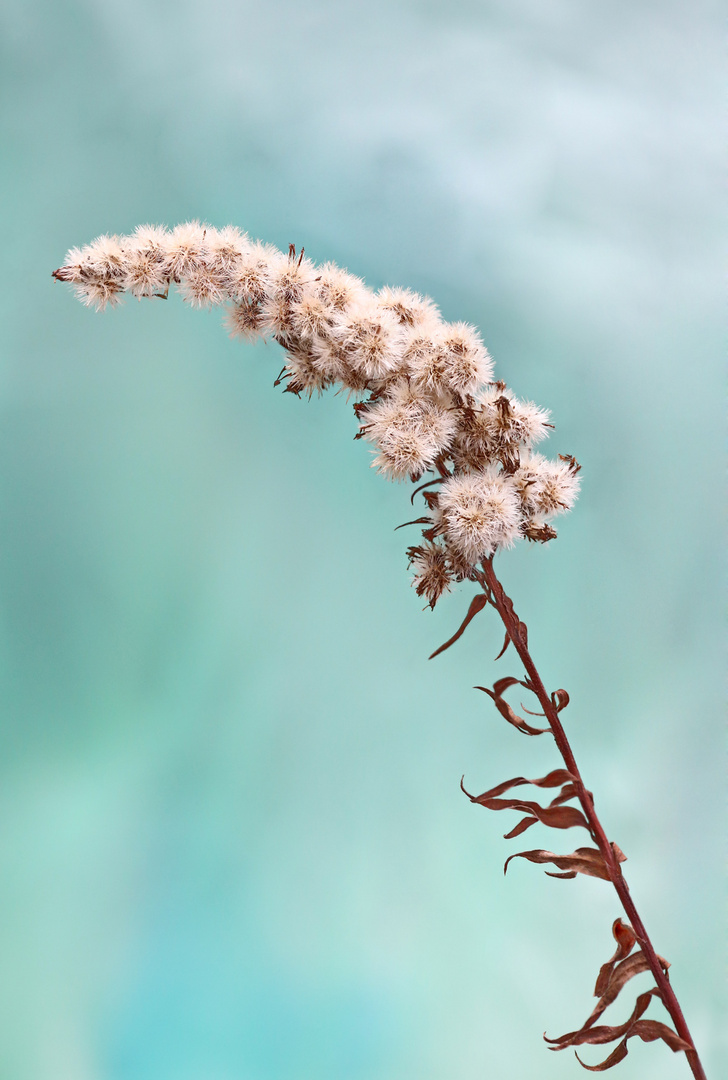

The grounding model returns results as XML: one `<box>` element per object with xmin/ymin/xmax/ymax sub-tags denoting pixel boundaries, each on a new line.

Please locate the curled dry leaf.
<box><xmin>475</xmin><ymin>676</ymin><xmax>549</xmax><ymax>735</ymax></box>
<box><xmin>462</xmin><ymin>767</ymin><xmax>574</xmax><ymax>800</ymax></box>
<box><xmin>552</xmin><ymin>956</ymin><xmax>667</xmax><ymax>1043</ymax></box>
<box><xmin>393</xmin><ymin>516</ymin><xmax>431</xmax><ymax>531</ymax></box>
<box><xmin>569</xmin><ymin>993</ymin><xmax>692</xmax><ymax>1071</ymax></box>
<box><xmin>548</xmin><ymin>782</ymin><xmax>580</xmax><ymax>807</ymax></box>
<box><xmin>498</xmin><ymin>800</ymin><xmax>586</xmax><ymax>839</ymax></box>
<box><xmin>574</xmin><ymin>1016</ymin><xmax>694</xmax><ymax>1072</ymax></box>
<box><xmin>544</xmin><ymin>921</ymin><xmax>688</xmax><ymax>1071</ymax></box>
<box><xmin>493</xmin><ymin>629</ymin><xmax>511</xmax><ymax>661</ymax></box>
<box><xmin>409</xmin><ymin>477</ymin><xmax>442</xmax><ymax>505</ymax></box>
<box><xmin>594</xmin><ymin>920</ymin><xmax>637</xmax><ymax>995</ymax></box>
<box><xmin>503</xmin><ymin>846</ymin><xmax>623</xmax><ymax>881</ymax></box>
<box><xmin>552</xmin><ymin>688</ymin><xmax>570</xmax><ymax>712</ymax></box>
<box><xmin>592</xmin><ymin>953</ymin><xmax>660</xmax><ymax>1014</ymax></box>
<box><xmin>520</xmin><ymin>701</ymin><xmax>546</xmax><ymax>716</ymax></box>
<box><xmin>549</xmin><ymin>988</ymin><xmax>659</xmax><ymax>1051</ymax></box>
<box><xmin>429</xmin><ymin>592</ymin><xmax>489</xmax><ymax>659</ymax></box>
<box><xmin>461</xmin><ymin>768</ymin><xmax>590</xmax><ymax>839</ymax></box>
<box><xmin>494</xmin><ymin>587</ymin><xmax>529</xmax><ymax>647</ymax></box>
<box><xmin>581</xmin><ymin>919</ymin><xmax>670</xmax><ymax>1030</ymax></box>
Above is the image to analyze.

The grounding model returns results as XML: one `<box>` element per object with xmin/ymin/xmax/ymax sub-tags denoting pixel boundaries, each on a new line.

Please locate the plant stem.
<box><xmin>476</xmin><ymin>557</ymin><xmax>707</xmax><ymax>1080</ymax></box>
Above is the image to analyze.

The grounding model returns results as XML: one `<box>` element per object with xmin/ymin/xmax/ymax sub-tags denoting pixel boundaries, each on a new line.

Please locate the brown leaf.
<box><xmin>611</xmin><ymin>842</ymin><xmax>627</xmax><ymax>863</ymax></box>
<box><xmin>493</xmin><ymin>630</ymin><xmax>511</xmax><ymax>661</ymax></box>
<box><xmin>572</xmin><ymin>956</ymin><xmax>655</xmax><ymax>1035</ymax></box>
<box><xmin>574</xmin><ymin>1042</ymin><xmax>629</xmax><ymax>1071</ymax></box>
<box><xmin>461</xmin><ymin>768</ymin><xmax>574</xmax><ymax>803</ymax></box>
<box><xmin>534</xmin><ymin>769</ymin><xmax>576</xmax><ymax>788</ymax></box>
<box><xmin>626</xmin><ymin>1020</ymin><xmax>692</xmax><ymax>1052</ymax></box>
<box><xmin>612</xmin><ymin>919</ymin><xmax>637</xmax><ymax>955</ymax></box>
<box><xmin>459</xmin><ymin>768</ymin><xmax>588</xmax><ymax>839</ymax></box>
<box><xmin>552</xmin><ymin>688</ymin><xmax>570</xmax><ymax>711</ymax></box>
<box><xmin>461</xmin><ymin>783</ymin><xmax>588</xmax><ymax>832</ymax></box>
<box><xmin>504</xmin><ymin>846</ymin><xmax>610</xmax><ymax>881</ymax></box>
<box><xmin>410</xmin><ymin>478</ymin><xmax>442</xmax><ymax>506</ymax></box>
<box><xmin>595</xmin><ymin>953</ymin><xmax>652</xmax><ymax>1012</ymax></box>
<box><xmin>503</xmin><ymin>816</ymin><xmax>538</xmax><ymax>839</ymax></box>
<box><xmin>521</xmin><ymin>702</ymin><xmax>546</xmax><ymax>716</ymax></box>
<box><xmin>548</xmin><ymin>934</ymin><xmax>669</xmax><ymax>1046</ymax></box>
<box><xmin>429</xmin><ymin>593</ymin><xmax>489</xmax><ymax>659</ymax></box>
<box><xmin>546</xmin><ymin>966</ymin><xmax>691</xmax><ymax>1071</ymax></box>
<box><xmin>393</xmin><ymin>516</ymin><xmax>431</xmax><ymax>531</ymax></box>
<box><xmin>572</xmin><ymin>1018</ymin><xmax>692</xmax><ymax>1070</ymax></box>
<box><xmin>496</xmin><ymin>591</ymin><xmax>528</xmax><ymax>648</ymax></box>
<box><xmin>546</xmin><ymin>989</ymin><xmax>657</xmax><ymax>1049</ymax></box>
<box><xmin>594</xmin><ymin>920</ymin><xmax>637</xmax><ymax>997</ymax></box>
<box><xmin>597</xmin><ymin>950</ymin><xmax>669</xmax><ymax>1016</ymax></box>
<box><xmin>493</xmin><ymin>676</ymin><xmax>523</xmax><ymax>696</ymax></box>
<box><xmin>475</xmin><ymin>682</ymin><xmax>550</xmax><ymax>736</ymax></box>
<box><xmin>480</xmin><ymin>798</ymin><xmax>590</xmax><ymax>835</ymax></box>
<box><xmin>548</xmin><ymin>783</ymin><xmax>579</xmax><ymax>807</ymax></box>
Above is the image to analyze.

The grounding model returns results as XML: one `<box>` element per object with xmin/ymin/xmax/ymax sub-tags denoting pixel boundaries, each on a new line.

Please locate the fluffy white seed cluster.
<box><xmin>54</xmin><ymin>222</ymin><xmax>580</xmax><ymax>607</ymax></box>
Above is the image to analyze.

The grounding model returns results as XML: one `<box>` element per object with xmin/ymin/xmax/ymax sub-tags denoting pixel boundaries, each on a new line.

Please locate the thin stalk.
<box><xmin>476</xmin><ymin>556</ymin><xmax>707</xmax><ymax>1080</ymax></box>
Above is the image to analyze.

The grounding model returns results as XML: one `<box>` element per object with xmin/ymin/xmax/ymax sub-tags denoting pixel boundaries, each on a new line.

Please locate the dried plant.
<box><xmin>54</xmin><ymin>224</ymin><xmax>707</xmax><ymax>1077</ymax></box>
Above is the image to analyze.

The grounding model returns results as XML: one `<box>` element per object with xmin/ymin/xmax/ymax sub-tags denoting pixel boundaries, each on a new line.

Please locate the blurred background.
<box><xmin>0</xmin><ymin>2</ymin><xmax>723</xmax><ymax>1077</ymax></box>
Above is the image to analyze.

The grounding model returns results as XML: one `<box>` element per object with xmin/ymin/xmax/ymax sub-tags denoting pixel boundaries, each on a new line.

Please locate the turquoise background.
<box><xmin>0</xmin><ymin>2</ymin><xmax>723</xmax><ymax>1078</ymax></box>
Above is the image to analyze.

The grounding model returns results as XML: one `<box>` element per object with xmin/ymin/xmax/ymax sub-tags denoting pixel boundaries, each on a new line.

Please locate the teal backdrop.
<box><xmin>0</xmin><ymin>2</ymin><xmax>723</xmax><ymax>1078</ymax></box>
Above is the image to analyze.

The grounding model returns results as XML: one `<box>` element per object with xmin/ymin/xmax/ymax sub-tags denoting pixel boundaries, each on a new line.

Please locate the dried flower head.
<box><xmin>52</xmin><ymin>223</ymin><xmax>580</xmax><ymax>604</ymax></box>
<box><xmin>514</xmin><ymin>452</ymin><xmax>582</xmax><ymax>519</ymax></box>
<box><xmin>164</xmin><ymin>221</ymin><xmax>207</xmax><ymax>280</ymax></box>
<box><xmin>438</xmin><ymin>470</ymin><xmax>522</xmax><ymax>562</ymax></box>
<box><xmin>124</xmin><ymin>226</ymin><xmax>170</xmax><ymax>298</ymax></box>
<box><xmin>362</xmin><ymin>380</ymin><xmax>458</xmax><ymax>481</ymax></box>
<box><xmin>408</xmin><ymin>540</ymin><xmax>454</xmax><ymax>608</ymax></box>
<box><xmin>376</xmin><ymin>286</ymin><xmax>440</xmax><ymax>328</ymax></box>
<box><xmin>225</xmin><ymin>301</ymin><xmax>264</xmax><ymax>342</ymax></box>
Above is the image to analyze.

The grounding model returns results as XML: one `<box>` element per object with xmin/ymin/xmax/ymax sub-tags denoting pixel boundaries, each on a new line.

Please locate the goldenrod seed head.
<box><xmin>315</xmin><ymin>263</ymin><xmax>368</xmax><ymax>311</ymax></box>
<box><xmin>225</xmin><ymin>301</ymin><xmax>264</xmax><ymax>341</ymax></box>
<box><xmin>376</xmin><ymin>286</ymin><xmax>440</xmax><ymax>328</ymax></box>
<box><xmin>164</xmin><ymin>221</ymin><xmax>207</xmax><ymax>278</ymax></box>
<box><xmin>363</xmin><ymin>380</ymin><xmax>457</xmax><ymax>480</ymax></box>
<box><xmin>53</xmin><ymin>223</ymin><xmax>581</xmax><ymax>581</ymax></box>
<box><xmin>226</xmin><ymin>242</ymin><xmax>281</xmax><ymax>304</ymax></box>
<box><xmin>333</xmin><ymin>301</ymin><xmax>404</xmax><ymax>381</ymax></box>
<box><xmin>408</xmin><ymin>541</ymin><xmax>454</xmax><ymax>608</ymax></box>
<box><xmin>439</xmin><ymin>470</ymin><xmax>522</xmax><ymax>563</ymax></box>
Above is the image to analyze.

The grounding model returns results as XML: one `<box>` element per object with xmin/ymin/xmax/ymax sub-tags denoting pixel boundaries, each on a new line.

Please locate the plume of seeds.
<box><xmin>53</xmin><ymin>222</ymin><xmax>580</xmax><ymax>606</ymax></box>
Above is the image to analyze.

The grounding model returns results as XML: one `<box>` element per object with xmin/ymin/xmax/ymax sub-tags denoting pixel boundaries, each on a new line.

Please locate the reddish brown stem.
<box><xmin>476</xmin><ymin>557</ymin><xmax>707</xmax><ymax>1080</ymax></box>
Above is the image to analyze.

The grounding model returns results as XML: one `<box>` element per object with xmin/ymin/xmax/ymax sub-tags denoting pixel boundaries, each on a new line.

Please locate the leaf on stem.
<box><xmin>548</xmin><ymin>782</ymin><xmax>580</xmax><ymax>807</ymax></box>
<box><xmin>462</xmin><ymin>768</ymin><xmax>575</xmax><ymax>801</ymax></box>
<box><xmin>574</xmin><ymin>1016</ymin><xmax>693</xmax><ymax>1071</ymax></box>
<box><xmin>543</xmin><ymin>921</ymin><xmax>689</xmax><ymax>1071</ymax></box>
<box><xmin>394</xmin><ymin>517</ymin><xmax>431</xmax><ymax>531</ymax></box>
<box><xmin>494</xmin><ymin>630</ymin><xmax>511</xmax><ymax>661</ymax></box>
<box><xmin>503</xmin><ymin>846</ymin><xmax>618</xmax><ymax>881</ymax></box>
<box><xmin>429</xmin><ymin>593</ymin><xmax>489</xmax><ymax>659</ymax></box>
<box><xmin>552</xmin><ymin>688</ymin><xmax>570</xmax><ymax>712</ymax></box>
<box><xmin>461</xmin><ymin>769</ymin><xmax>589</xmax><ymax>838</ymax></box>
<box><xmin>565</xmin><ymin>991</ymin><xmax>691</xmax><ymax>1071</ymax></box>
<box><xmin>549</xmin><ymin>988</ymin><xmax>658</xmax><ymax>1050</ymax></box>
<box><xmin>475</xmin><ymin>677</ymin><xmax>550</xmax><ymax>735</ymax></box>
<box><xmin>594</xmin><ymin>920</ymin><xmax>637</xmax><ymax>995</ymax></box>
<box><xmin>496</xmin><ymin>588</ymin><xmax>528</xmax><ymax>647</ymax></box>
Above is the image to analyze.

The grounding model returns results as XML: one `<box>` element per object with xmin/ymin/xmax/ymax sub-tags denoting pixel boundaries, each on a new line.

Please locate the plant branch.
<box><xmin>475</xmin><ymin>557</ymin><xmax>707</xmax><ymax>1080</ymax></box>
